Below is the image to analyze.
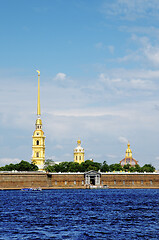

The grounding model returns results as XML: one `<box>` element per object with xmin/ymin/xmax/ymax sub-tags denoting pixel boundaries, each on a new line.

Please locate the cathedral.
<box><xmin>120</xmin><ymin>142</ymin><xmax>138</xmax><ymax>167</ymax></box>
<box><xmin>31</xmin><ymin>71</ymin><xmax>46</xmax><ymax>171</ymax></box>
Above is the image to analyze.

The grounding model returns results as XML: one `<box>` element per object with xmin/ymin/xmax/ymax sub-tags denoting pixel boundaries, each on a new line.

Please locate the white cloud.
<box><xmin>112</xmin><ymin>34</ymin><xmax>159</xmax><ymax>68</ymax></box>
<box><xmin>0</xmin><ymin>158</ymin><xmax>20</xmax><ymax>167</ymax></box>
<box><xmin>54</xmin><ymin>145</ymin><xmax>63</xmax><ymax>150</ymax></box>
<box><xmin>52</xmin><ymin>108</ymin><xmax>124</xmax><ymax>118</ymax></box>
<box><xmin>130</xmin><ymin>79</ymin><xmax>156</xmax><ymax>90</ymax></box>
<box><xmin>144</xmin><ymin>45</ymin><xmax>159</xmax><ymax>66</ymax></box>
<box><xmin>95</xmin><ymin>43</ymin><xmax>114</xmax><ymax>54</ymax></box>
<box><xmin>54</xmin><ymin>72</ymin><xmax>66</xmax><ymax>81</ymax></box>
<box><xmin>98</xmin><ymin>72</ymin><xmax>157</xmax><ymax>93</ymax></box>
<box><xmin>95</xmin><ymin>42</ymin><xmax>103</xmax><ymax>49</ymax></box>
<box><xmin>118</xmin><ymin>136</ymin><xmax>128</xmax><ymax>144</ymax></box>
<box><xmin>108</xmin><ymin>45</ymin><xmax>114</xmax><ymax>54</ymax></box>
<box><xmin>102</xmin><ymin>68</ymin><xmax>159</xmax><ymax>80</ymax></box>
<box><xmin>87</xmin><ymin>153</ymin><xmax>102</xmax><ymax>160</ymax></box>
<box><xmin>120</xmin><ymin>26</ymin><xmax>159</xmax><ymax>39</ymax></box>
<box><xmin>101</xmin><ymin>0</ymin><xmax>159</xmax><ymax>21</ymax></box>
<box><xmin>106</xmin><ymin>154</ymin><xmax>117</xmax><ymax>159</ymax></box>
<box><xmin>63</xmin><ymin>153</ymin><xmax>72</xmax><ymax>158</ymax></box>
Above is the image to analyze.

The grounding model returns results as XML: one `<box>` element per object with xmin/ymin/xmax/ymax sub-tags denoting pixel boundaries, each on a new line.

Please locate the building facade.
<box><xmin>74</xmin><ymin>139</ymin><xmax>84</xmax><ymax>164</ymax></box>
<box><xmin>31</xmin><ymin>71</ymin><xmax>45</xmax><ymax>171</ymax></box>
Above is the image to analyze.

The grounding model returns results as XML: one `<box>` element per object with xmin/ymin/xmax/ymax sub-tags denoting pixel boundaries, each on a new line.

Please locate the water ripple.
<box><xmin>0</xmin><ymin>189</ymin><xmax>158</xmax><ymax>239</ymax></box>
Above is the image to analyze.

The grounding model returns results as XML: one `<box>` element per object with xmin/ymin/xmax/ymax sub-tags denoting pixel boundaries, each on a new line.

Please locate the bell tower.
<box><xmin>31</xmin><ymin>70</ymin><xmax>45</xmax><ymax>170</ymax></box>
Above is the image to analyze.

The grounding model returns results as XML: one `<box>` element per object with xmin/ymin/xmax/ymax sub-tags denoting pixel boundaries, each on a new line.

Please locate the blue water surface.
<box><xmin>0</xmin><ymin>189</ymin><xmax>158</xmax><ymax>240</ymax></box>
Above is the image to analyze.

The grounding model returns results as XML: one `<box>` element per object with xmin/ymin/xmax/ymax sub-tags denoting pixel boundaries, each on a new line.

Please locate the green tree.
<box><xmin>129</xmin><ymin>166</ymin><xmax>136</xmax><ymax>172</ymax></box>
<box><xmin>80</xmin><ymin>160</ymin><xmax>101</xmax><ymax>172</ymax></box>
<box><xmin>123</xmin><ymin>164</ymin><xmax>131</xmax><ymax>172</ymax></box>
<box><xmin>109</xmin><ymin>163</ymin><xmax>122</xmax><ymax>172</ymax></box>
<box><xmin>141</xmin><ymin>164</ymin><xmax>155</xmax><ymax>172</ymax></box>
<box><xmin>44</xmin><ymin>159</ymin><xmax>55</xmax><ymax>169</ymax></box>
<box><xmin>45</xmin><ymin>165</ymin><xmax>56</xmax><ymax>172</ymax></box>
<box><xmin>68</xmin><ymin>162</ymin><xmax>81</xmax><ymax>172</ymax></box>
<box><xmin>134</xmin><ymin>164</ymin><xmax>141</xmax><ymax>172</ymax></box>
<box><xmin>101</xmin><ymin>161</ymin><xmax>109</xmax><ymax>172</ymax></box>
<box><xmin>0</xmin><ymin>160</ymin><xmax>38</xmax><ymax>171</ymax></box>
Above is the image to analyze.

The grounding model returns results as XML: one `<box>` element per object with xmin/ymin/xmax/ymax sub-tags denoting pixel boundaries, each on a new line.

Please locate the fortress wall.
<box><xmin>101</xmin><ymin>173</ymin><xmax>159</xmax><ymax>188</ymax></box>
<box><xmin>50</xmin><ymin>173</ymin><xmax>84</xmax><ymax>188</ymax></box>
<box><xmin>0</xmin><ymin>172</ymin><xmax>49</xmax><ymax>189</ymax></box>
<box><xmin>0</xmin><ymin>172</ymin><xmax>158</xmax><ymax>189</ymax></box>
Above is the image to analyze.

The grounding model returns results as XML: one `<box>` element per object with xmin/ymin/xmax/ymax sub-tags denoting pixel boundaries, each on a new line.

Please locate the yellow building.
<box><xmin>120</xmin><ymin>141</ymin><xmax>138</xmax><ymax>167</ymax></box>
<box><xmin>31</xmin><ymin>70</ymin><xmax>45</xmax><ymax>171</ymax></box>
<box><xmin>74</xmin><ymin>139</ymin><xmax>84</xmax><ymax>164</ymax></box>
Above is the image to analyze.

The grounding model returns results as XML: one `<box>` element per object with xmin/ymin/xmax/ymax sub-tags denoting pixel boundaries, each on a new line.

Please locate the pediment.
<box><xmin>84</xmin><ymin>170</ymin><xmax>101</xmax><ymax>176</ymax></box>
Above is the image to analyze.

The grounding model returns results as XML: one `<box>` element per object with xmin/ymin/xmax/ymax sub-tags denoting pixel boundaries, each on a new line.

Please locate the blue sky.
<box><xmin>0</xmin><ymin>0</ymin><xmax>159</xmax><ymax>169</ymax></box>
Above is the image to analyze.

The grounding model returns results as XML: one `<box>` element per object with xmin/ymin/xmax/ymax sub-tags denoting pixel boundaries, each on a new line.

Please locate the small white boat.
<box><xmin>21</xmin><ymin>187</ymin><xmax>42</xmax><ymax>191</ymax></box>
<box><xmin>89</xmin><ymin>185</ymin><xmax>108</xmax><ymax>189</ymax></box>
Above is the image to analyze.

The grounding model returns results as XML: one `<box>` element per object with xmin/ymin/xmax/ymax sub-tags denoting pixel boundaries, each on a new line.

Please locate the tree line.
<box><xmin>44</xmin><ymin>160</ymin><xmax>156</xmax><ymax>173</ymax></box>
<box><xmin>0</xmin><ymin>159</ymin><xmax>155</xmax><ymax>172</ymax></box>
<box><xmin>0</xmin><ymin>160</ymin><xmax>38</xmax><ymax>171</ymax></box>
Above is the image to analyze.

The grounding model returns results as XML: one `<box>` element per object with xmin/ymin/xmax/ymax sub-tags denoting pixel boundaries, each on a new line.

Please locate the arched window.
<box><xmin>79</xmin><ymin>156</ymin><xmax>81</xmax><ymax>160</ymax></box>
<box><xmin>36</xmin><ymin>152</ymin><xmax>39</xmax><ymax>157</ymax></box>
<box><xmin>37</xmin><ymin>140</ymin><xmax>39</xmax><ymax>145</ymax></box>
<box><xmin>76</xmin><ymin>156</ymin><xmax>77</xmax><ymax>160</ymax></box>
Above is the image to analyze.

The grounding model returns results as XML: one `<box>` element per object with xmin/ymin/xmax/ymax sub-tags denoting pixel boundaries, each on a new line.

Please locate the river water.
<box><xmin>0</xmin><ymin>189</ymin><xmax>158</xmax><ymax>239</ymax></box>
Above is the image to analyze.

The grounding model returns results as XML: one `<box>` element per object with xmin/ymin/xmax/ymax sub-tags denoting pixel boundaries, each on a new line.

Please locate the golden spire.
<box><xmin>125</xmin><ymin>141</ymin><xmax>132</xmax><ymax>158</ymax></box>
<box><xmin>36</xmin><ymin>70</ymin><xmax>41</xmax><ymax>117</ymax></box>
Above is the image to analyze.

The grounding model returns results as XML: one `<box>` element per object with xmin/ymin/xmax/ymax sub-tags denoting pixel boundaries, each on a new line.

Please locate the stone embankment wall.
<box><xmin>0</xmin><ymin>172</ymin><xmax>159</xmax><ymax>189</ymax></box>
<box><xmin>101</xmin><ymin>173</ymin><xmax>159</xmax><ymax>188</ymax></box>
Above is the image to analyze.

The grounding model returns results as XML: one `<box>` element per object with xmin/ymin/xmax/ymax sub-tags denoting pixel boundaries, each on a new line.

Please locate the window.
<box><xmin>65</xmin><ymin>181</ymin><xmax>67</xmax><ymax>185</ymax></box>
<box><xmin>114</xmin><ymin>180</ymin><xmax>116</xmax><ymax>185</ymax></box>
<box><xmin>74</xmin><ymin>180</ymin><xmax>76</xmax><ymax>185</ymax></box>
<box><xmin>123</xmin><ymin>180</ymin><xmax>125</xmax><ymax>185</ymax></box>
<box><xmin>55</xmin><ymin>180</ymin><xmax>57</xmax><ymax>185</ymax></box>
<box><xmin>79</xmin><ymin>156</ymin><xmax>81</xmax><ymax>160</ymax></box>
<box><xmin>37</xmin><ymin>133</ymin><xmax>39</xmax><ymax>135</ymax></box>
<box><xmin>82</xmin><ymin>180</ymin><xmax>84</xmax><ymax>185</ymax></box>
<box><xmin>150</xmin><ymin>180</ymin><xmax>152</xmax><ymax>185</ymax></box>
<box><xmin>76</xmin><ymin>156</ymin><xmax>77</xmax><ymax>160</ymax></box>
<box><xmin>36</xmin><ymin>152</ymin><xmax>39</xmax><ymax>157</ymax></box>
<box><xmin>141</xmin><ymin>180</ymin><xmax>143</xmax><ymax>185</ymax></box>
<box><xmin>37</xmin><ymin>140</ymin><xmax>39</xmax><ymax>145</ymax></box>
<box><xmin>132</xmin><ymin>180</ymin><xmax>134</xmax><ymax>185</ymax></box>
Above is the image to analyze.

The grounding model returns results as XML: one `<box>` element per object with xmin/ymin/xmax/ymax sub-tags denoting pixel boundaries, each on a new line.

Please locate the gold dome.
<box><xmin>36</xmin><ymin>118</ymin><xmax>42</xmax><ymax>125</ymax></box>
